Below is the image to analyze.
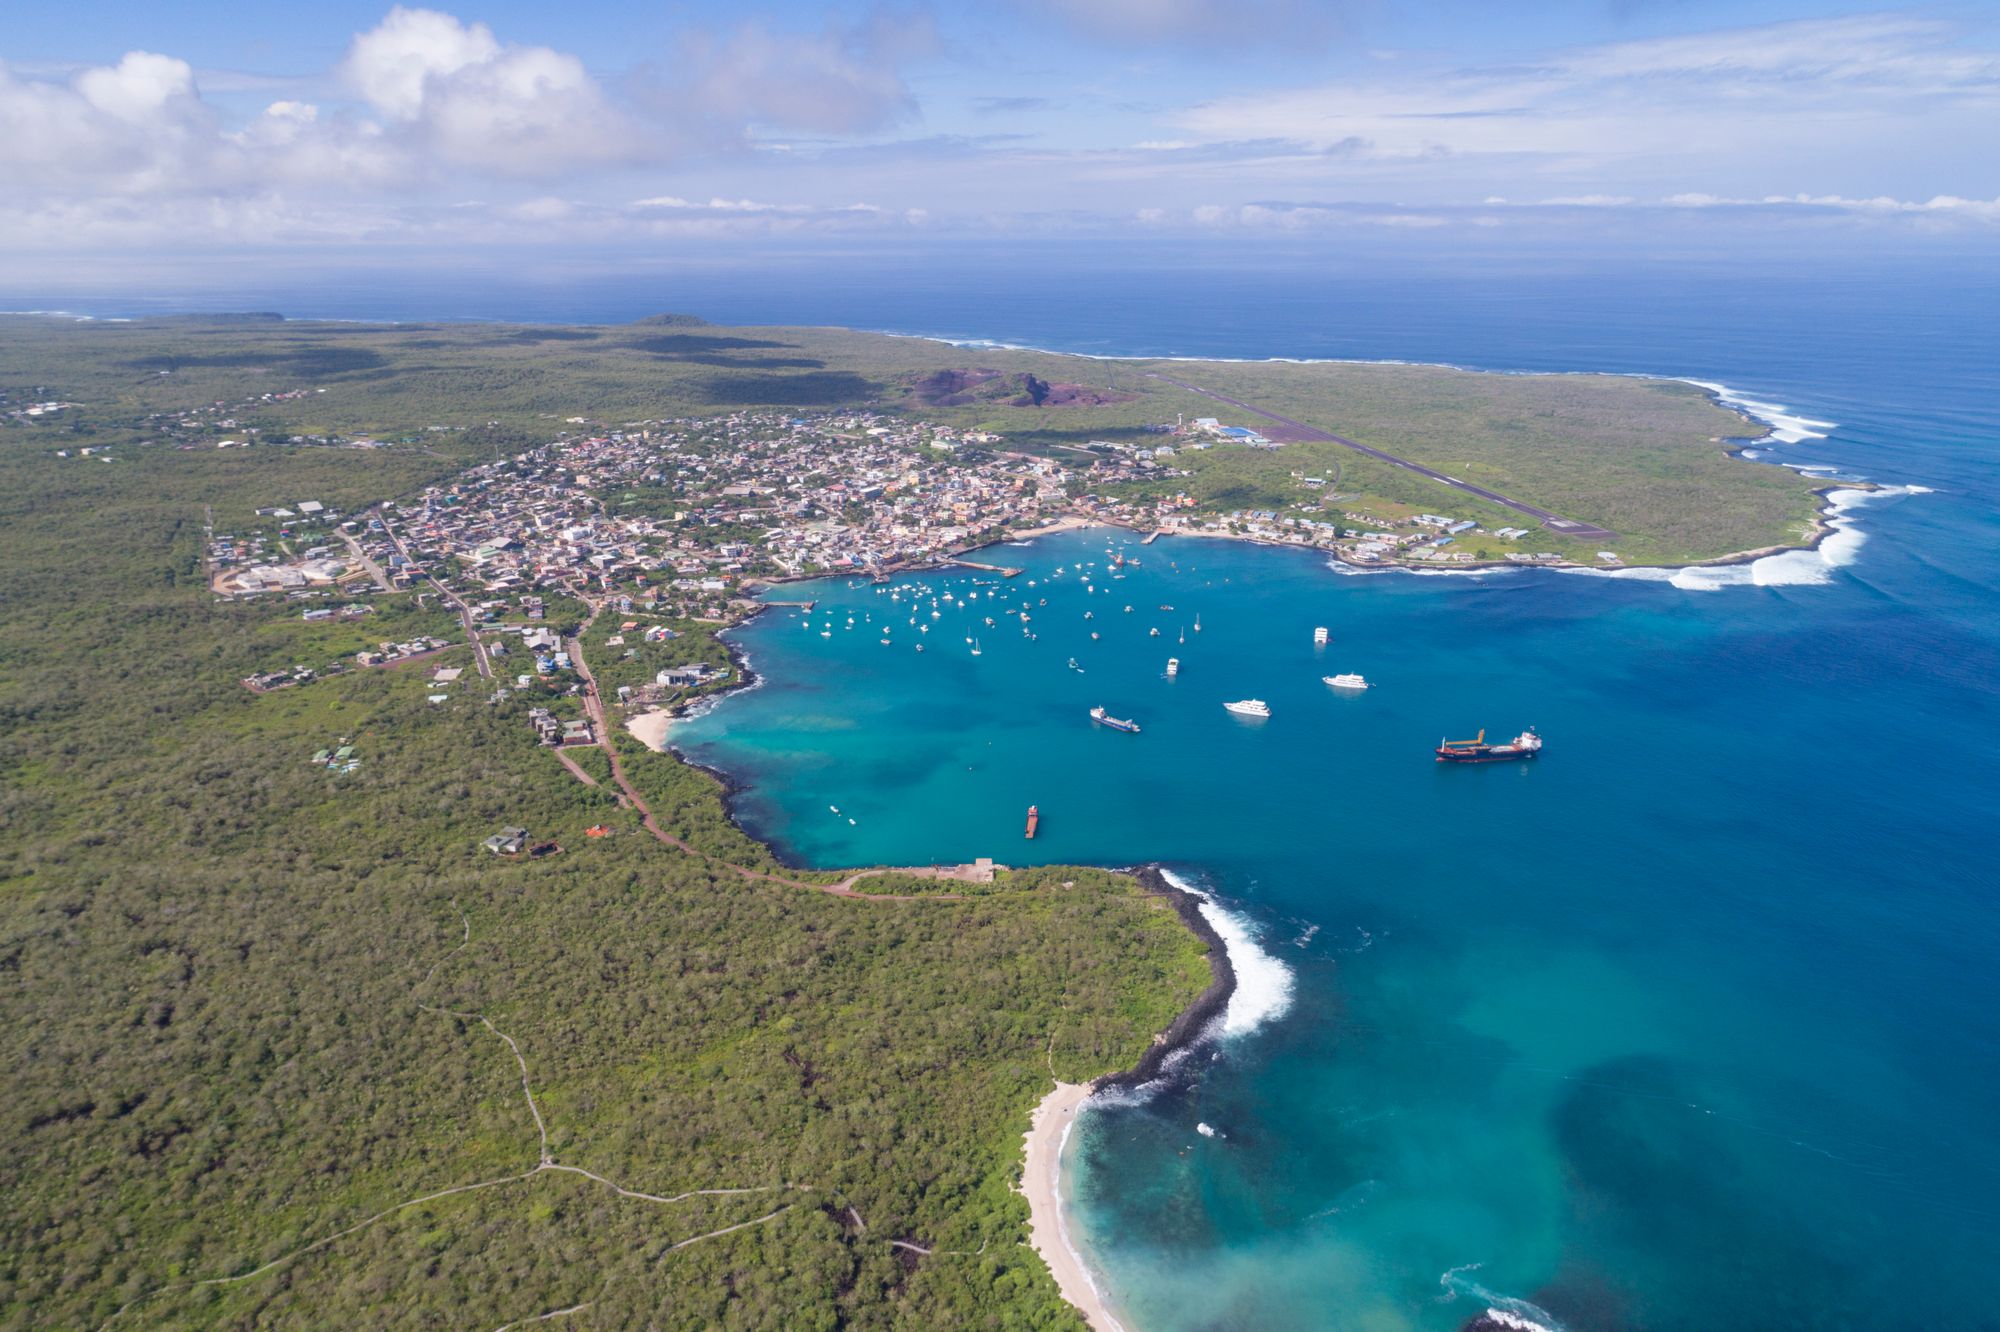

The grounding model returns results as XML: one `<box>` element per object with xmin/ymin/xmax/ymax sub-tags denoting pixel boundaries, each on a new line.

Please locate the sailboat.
<box><xmin>971</xmin><ymin>638</ymin><xmax>983</xmax><ymax>656</ymax></box>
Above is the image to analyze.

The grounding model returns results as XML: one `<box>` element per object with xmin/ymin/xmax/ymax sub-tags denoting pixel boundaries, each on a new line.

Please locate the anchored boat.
<box><xmin>1090</xmin><ymin>706</ymin><xmax>1141</xmax><ymax>734</ymax></box>
<box><xmin>1435</xmin><ymin>728</ymin><xmax>1541</xmax><ymax>763</ymax></box>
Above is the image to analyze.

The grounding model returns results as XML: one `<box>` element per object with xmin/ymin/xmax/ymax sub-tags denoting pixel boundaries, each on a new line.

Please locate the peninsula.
<box><xmin>0</xmin><ymin>310</ymin><xmax>1818</xmax><ymax>1328</ymax></box>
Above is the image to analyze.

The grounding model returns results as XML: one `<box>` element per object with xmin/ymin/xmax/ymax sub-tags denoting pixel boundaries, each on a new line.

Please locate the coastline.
<box><xmin>1017</xmin><ymin>865</ymin><xmax>1241</xmax><ymax>1332</ymax></box>
<box><xmin>1022</xmin><ymin>1083</ymin><xmax>1124</xmax><ymax>1332</ymax></box>
<box><xmin>625</xmin><ymin>707</ymin><xmax>675</xmax><ymax>751</ymax></box>
<box><xmin>872</xmin><ymin>327</ymin><xmax>1900</xmax><ymax>577</ymax></box>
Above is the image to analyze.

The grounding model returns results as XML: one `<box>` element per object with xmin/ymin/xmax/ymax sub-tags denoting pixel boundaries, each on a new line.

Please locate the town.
<box><xmin>221</xmin><ymin>406</ymin><xmax>1579</xmax><ymax>613</ymax></box>
<box><xmin>201</xmin><ymin>403</ymin><xmax>1598</xmax><ymax>711</ymax></box>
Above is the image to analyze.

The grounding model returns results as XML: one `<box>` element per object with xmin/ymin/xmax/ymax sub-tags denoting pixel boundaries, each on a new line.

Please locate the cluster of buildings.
<box><xmin>9</xmin><ymin>399</ymin><xmax>76</xmax><ymax>420</ymax></box>
<box><xmin>527</xmin><ymin>707</ymin><xmax>595</xmax><ymax>747</ymax></box>
<box><xmin>356</xmin><ymin>410</ymin><xmax>1081</xmax><ymax>617</ymax></box>
<box><xmin>355</xmin><ymin>635</ymin><xmax>451</xmax><ymax>667</ymax></box>
<box><xmin>242</xmin><ymin>663</ymin><xmax>343</xmax><ymax>693</ymax></box>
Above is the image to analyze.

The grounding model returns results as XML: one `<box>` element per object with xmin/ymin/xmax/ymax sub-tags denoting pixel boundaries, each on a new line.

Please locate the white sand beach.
<box><xmin>1023</xmin><ymin>1081</ymin><xmax>1123</xmax><ymax>1331</ymax></box>
<box><xmin>625</xmin><ymin>708</ymin><xmax>675</xmax><ymax>751</ymax></box>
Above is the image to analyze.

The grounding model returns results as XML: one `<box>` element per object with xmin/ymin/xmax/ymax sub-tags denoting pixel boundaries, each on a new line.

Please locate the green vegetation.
<box><xmin>0</xmin><ymin>307</ymin><xmax>1822</xmax><ymax>1323</ymax></box>
<box><xmin>0</xmin><ymin>345</ymin><xmax>1212</xmax><ymax>1328</ymax></box>
<box><xmin>2</xmin><ymin>310</ymin><xmax>1820</xmax><ymax>564</ymax></box>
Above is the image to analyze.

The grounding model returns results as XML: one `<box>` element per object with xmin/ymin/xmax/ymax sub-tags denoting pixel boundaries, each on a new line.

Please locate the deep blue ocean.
<box><xmin>20</xmin><ymin>249</ymin><xmax>1999</xmax><ymax>1329</ymax></box>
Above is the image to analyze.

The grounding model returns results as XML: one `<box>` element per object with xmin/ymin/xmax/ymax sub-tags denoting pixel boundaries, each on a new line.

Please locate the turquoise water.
<box><xmin>680</xmin><ymin>502</ymin><xmax>1998</xmax><ymax>1329</ymax></box>
<box><xmin>51</xmin><ymin>254</ymin><xmax>1996</xmax><ymax>1328</ymax></box>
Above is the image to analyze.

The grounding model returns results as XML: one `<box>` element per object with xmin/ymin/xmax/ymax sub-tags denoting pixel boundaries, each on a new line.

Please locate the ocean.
<box><xmin>20</xmin><ymin>249</ymin><xmax>2000</xmax><ymax>1329</ymax></box>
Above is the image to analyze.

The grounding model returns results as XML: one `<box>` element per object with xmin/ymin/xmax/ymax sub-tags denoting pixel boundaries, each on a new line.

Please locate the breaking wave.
<box><xmin>1560</xmin><ymin>484</ymin><xmax>1931</xmax><ymax>591</ymax></box>
<box><xmin>1681</xmin><ymin>378</ymin><xmax>1836</xmax><ymax>445</ymax></box>
<box><xmin>1159</xmin><ymin>868</ymin><xmax>1295</xmax><ymax>1038</ymax></box>
<box><xmin>1436</xmin><ymin>1263</ymin><xmax>1569</xmax><ymax>1332</ymax></box>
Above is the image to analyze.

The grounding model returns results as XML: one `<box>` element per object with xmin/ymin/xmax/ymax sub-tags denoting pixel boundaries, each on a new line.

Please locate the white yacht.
<box><xmin>1166</xmin><ymin>658</ymin><xmax>1180</xmax><ymax>677</ymax></box>
<box><xmin>1324</xmin><ymin>673</ymin><xmax>1370</xmax><ymax>690</ymax></box>
<box><xmin>1314</xmin><ymin>626</ymin><xmax>1329</xmax><ymax>645</ymax></box>
<box><xmin>1224</xmin><ymin>699</ymin><xmax>1271</xmax><ymax>718</ymax></box>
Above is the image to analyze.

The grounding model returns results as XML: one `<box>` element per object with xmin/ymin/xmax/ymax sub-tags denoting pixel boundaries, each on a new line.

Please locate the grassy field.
<box><xmin>1</xmin><ymin>312</ymin><xmax>1820</xmax><ymax>563</ymax></box>
<box><xmin>0</xmin><ymin>372</ymin><xmax>1212</xmax><ymax>1328</ymax></box>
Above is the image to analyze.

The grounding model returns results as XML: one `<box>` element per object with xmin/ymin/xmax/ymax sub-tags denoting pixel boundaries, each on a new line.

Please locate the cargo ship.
<box><xmin>1435</xmin><ymin>728</ymin><xmax>1541</xmax><ymax>763</ymax></box>
<box><xmin>1090</xmin><ymin>706</ymin><xmax>1141</xmax><ymax>733</ymax></box>
<box><xmin>1024</xmin><ymin>805</ymin><xmax>1040</xmax><ymax>838</ymax></box>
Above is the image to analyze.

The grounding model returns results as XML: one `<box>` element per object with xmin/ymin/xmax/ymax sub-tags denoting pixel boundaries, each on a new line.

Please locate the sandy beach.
<box><xmin>625</xmin><ymin>708</ymin><xmax>675</xmax><ymax>751</ymax></box>
<box><xmin>1023</xmin><ymin>1081</ymin><xmax>1124</xmax><ymax>1331</ymax></box>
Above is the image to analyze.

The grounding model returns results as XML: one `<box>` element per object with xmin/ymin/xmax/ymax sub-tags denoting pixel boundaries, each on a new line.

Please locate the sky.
<box><xmin>3</xmin><ymin>0</ymin><xmax>1998</xmax><ymax>263</ymax></box>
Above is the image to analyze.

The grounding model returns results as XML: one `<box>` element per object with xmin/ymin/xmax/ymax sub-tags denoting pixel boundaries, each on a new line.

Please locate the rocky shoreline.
<box><xmin>1095</xmin><ymin>865</ymin><xmax>1238</xmax><ymax>1094</ymax></box>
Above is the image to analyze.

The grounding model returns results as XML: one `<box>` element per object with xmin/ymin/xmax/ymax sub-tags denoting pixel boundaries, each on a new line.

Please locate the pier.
<box><xmin>948</xmin><ymin>558</ymin><xmax>1024</xmax><ymax>577</ymax></box>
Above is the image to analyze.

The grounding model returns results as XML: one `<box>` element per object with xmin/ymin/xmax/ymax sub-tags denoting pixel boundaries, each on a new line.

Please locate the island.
<box><xmin>0</xmin><ymin>310</ymin><xmax>1824</xmax><ymax>1329</ymax></box>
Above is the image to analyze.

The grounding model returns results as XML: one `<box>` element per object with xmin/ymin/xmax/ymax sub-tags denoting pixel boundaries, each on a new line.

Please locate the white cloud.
<box><xmin>1170</xmin><ymin>14</ymin><xmax>2000</xmax><ymax>198</ymax></box>
<box><xmin>663</xmin><ymin>9</ymin><xmax>939</xmax><ymax>138</ymax></box>
<box><xmin>339</xmin><ymin>7</ymin><xmax>639</xmax><ymax>173</ymax></box>
<box><xmin>340</xmin><ymin>7</ymin><xmax>499</xmax><ymax>119</ymax></box>
<box><xmin>2</xmin><ymin>6</ymin><xmax>1995</xmax><ymax>251</ymax></box>
<box><xmin>1666</xmin><ymin>191</ymin><xmax>2000</xmax><ymax>220</ymax></box>
<box><xmin>75</xmin><ymin>51</ymin><xmax>198</xmax><ymax>124</ymax></box>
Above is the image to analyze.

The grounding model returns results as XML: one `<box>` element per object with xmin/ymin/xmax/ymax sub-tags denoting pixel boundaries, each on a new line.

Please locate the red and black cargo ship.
<box><xmin>1435</xmin><ymin>728</ymin><xmax>1542</xmax><ymax>763</ymax></box>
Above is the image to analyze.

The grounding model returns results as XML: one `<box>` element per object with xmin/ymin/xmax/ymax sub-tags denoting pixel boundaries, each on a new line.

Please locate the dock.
<box><xmin>949</xmin><ymin>559</ymin><xmax>1024</xmax><ymax>577</ymax></box>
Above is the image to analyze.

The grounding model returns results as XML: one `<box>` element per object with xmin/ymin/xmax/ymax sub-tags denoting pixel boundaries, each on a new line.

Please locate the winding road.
<box><xmin>1147</xmin><ymin>372</ymin><xmax>1617</xmax><ymax>540</ymax></box>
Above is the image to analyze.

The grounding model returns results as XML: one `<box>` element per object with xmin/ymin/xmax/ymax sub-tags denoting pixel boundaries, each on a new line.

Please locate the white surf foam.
<box><xmin>1436</xmin><ymin>1263</ymin><xmax>1569</xmax><ymax>1332</ymax></box>
<box><xmin>1159</xmin><ymin>868</ymin><xmax>1295</xmax><ymax>1038</ymax></box>
<box><xmin>1680</xmin><ymin>379</ymin><xmax>1835</xmax><ymax>445</ymax></box>
<box><xmin>1323</xmin><ymin>557</ymin><xmax>1520</xmax><ymax>581</ymax></box>
<box><xmin>1559</xmin><ymin>483</ymin><xmax>1928</xmax><ymax>591</ymax></box>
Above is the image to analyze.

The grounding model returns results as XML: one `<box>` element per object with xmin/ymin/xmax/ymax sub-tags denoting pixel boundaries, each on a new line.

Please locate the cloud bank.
<box><xmin>1</xmin><ymin>5</ymin><xmax>1995</xmax><ymax>251</ymax></box>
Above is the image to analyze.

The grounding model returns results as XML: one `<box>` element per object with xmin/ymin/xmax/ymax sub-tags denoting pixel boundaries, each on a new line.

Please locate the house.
<box><xmin>560</xmin><ymin>718</ymin><xmax>595</xmax><ymax>746</ymax></box>
<box><xmin>656</xmin><ymin>663</ymin><xmax>714</xmax><ymax>688</ymax></box>
<box><xmin>482</xmin><ymin>826</ymin><xmax>529</xmax><ymax>855</ymax></box>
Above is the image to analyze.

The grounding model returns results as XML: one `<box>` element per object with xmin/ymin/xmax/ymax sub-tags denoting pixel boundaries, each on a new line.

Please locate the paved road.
<box><xmin>336</xmin><ymin>529</ymin><xmax>393</xmax><ymax>592</ymax></box>
<box><xmin>1146</xmin><ymin>373</ymin><xmax>1617</xmax><ymax>541</ymax></box>
<box><xmin>377</xmin><ymin>511</ymin><xmax>494</xmax><ymax>678</ymax></box>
